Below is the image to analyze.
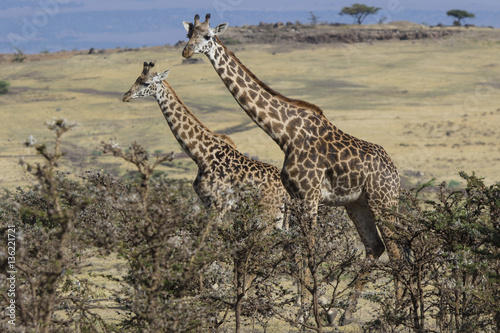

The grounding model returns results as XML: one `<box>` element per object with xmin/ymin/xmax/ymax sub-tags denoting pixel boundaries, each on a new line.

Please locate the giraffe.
<box><xmin>182</xmin><ymin>14</ymin><xmax>402</xmax><ymax>325</ymax></box>
<box><xmin>122</xmin><ymin>62</ymin><xmax>288</xmax><ymax>228</ymax></box>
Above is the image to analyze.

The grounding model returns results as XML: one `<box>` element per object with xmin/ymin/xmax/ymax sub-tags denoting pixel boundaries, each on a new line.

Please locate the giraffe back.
<box><xmin>194</xmin><ymin>137</ymin><xmax>288</xmax><ymax>228</ymax></box>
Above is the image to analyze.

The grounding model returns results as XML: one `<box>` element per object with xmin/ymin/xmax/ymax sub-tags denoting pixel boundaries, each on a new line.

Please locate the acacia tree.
<box><xmin>339</xmin><ymin>3</ymin><xmax>381</xmax><ymax>25</ymax></box>
<box><xmin>446</xmin><ymin>9</ymin><xmax>475</xmax><ymax>26</ymax></box>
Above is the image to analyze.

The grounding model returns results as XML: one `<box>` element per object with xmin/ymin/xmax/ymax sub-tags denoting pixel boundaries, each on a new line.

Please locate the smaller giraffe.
<box><xmin>122</xmin><ymin>62</ymin><xmax>288</xmax><ymax>226</ymax></box>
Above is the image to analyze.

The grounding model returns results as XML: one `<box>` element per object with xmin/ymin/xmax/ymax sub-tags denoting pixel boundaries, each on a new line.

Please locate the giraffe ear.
<box><xmin>159</xmin><ymin>70</ymin><xmax>170</xmax><ymax>81</ymax></box>
<box><xmin>213</xmin><ymin>23</ymin><xmax>228</xmax><ymax>36</ymax></box>
<box><xmin>183</xmin><ymin>21</ymin><xmax>193</xmax><ymax>33</ymax></box>
<box><xmin>153</xmin><ymin>70</ymin><xmax>170</xmax><ymax>83</ymax></box>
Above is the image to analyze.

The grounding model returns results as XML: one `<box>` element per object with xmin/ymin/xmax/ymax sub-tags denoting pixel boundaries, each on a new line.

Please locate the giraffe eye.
<box><xmin>204</xmin><ymin>35</ymin><xmax>211</xmax><ymax>41</ymax></box>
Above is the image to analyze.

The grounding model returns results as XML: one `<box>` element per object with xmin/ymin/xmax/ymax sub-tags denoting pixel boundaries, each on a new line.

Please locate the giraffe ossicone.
<box><xmin>182</xmin><ymin>14</ymin><xmax>402</xmax><ymax>325</ymax></box>
<box><xmin>122</xmin><ymin>62</ymin><xmax>288</xmax><ymax>227</ymax></box>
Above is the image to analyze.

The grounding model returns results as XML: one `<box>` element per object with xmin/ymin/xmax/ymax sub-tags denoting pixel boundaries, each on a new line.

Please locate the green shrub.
<box><xmin>0</xmin><ymin>119</ymin><xmax>108</xmax><ymax>333</ymax></box>
<box><xmin>367</xmin><ymin>172</ymin><xmax>500</xmax><ymax>332</ymax></box>
<box><xmin>4</xmin><ymin>120</ymin><xmax>499</xmax><ymax>332</ymax></box>
<box><xmin>0</xmin><ymin>80</ymin><xmax>9</xmax><ymax>94</ymax></box>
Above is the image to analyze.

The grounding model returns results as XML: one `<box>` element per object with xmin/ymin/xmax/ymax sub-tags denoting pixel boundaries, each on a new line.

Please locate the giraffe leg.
<box><xmin>376</xmin><ymin>210</ymin><xmax>402</xmax><ymax>306</ymax></box>
<box><xmin>341</xmin><ymin>202</ymin><xmax>385</xmax><ymax>326</ymax></box>
<box><xmin>288</xmin><ymin>199</ymin><xmax>319</xmax><ymax>323</ymax></box>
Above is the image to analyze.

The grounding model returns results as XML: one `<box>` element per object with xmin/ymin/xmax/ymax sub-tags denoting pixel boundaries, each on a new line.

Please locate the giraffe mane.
<box><xmin>163</xmin><ymin>80</ymin><xmax>237</xmax><ymax>149</ymax></box>
<box><xmin>215</xmin><ymin>36</ymin><xmax>324</xmax><ymax>117</ymax></box>
<box><xmin>216</xmin><ymin>134</ymin><xmax>237</xmax><ymax>148</ymax></box>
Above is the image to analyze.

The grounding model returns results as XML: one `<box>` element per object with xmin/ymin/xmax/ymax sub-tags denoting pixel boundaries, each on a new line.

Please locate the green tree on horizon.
<box><xmin>446</xmin><ymin>9</ymin><xmax>475</xmax><ymax>26</ymax></box>
<box><xmin>339</xmin><ymin>3</ymin><xmax>381</xmax><ymax>25</ymax></box>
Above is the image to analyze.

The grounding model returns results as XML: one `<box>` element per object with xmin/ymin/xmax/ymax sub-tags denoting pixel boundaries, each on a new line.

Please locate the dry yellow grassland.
<box><xmin>1</xmin><ymin>28</ymin><xmax>499</xmax><ymax>190</ymax></box>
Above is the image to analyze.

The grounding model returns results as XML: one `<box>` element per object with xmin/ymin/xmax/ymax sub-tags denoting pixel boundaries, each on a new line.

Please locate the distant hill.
<box><xmin>2</xmin><ymin>8</ymin><xmax>498</xmax><ymax>54</ymax></box>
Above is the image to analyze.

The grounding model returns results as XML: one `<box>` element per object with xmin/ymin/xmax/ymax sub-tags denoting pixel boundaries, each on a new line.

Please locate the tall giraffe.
<box><xmin>182</xmin><ymin>14</ymin><xmax>402</xmax><ymax>324</ymax></box>
<box><xmin>122</xmin><ymin>62</ymin><xmax>288</xmax><ymax>227</ymax></box>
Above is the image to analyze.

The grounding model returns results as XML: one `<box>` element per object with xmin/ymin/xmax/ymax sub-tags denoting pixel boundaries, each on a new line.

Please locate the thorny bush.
<box><xmin>1</xmin><ymin>120</ymin><xmax>499</xmax><ymax>333</ymax></box>
<box><xmin>366</xmin><ymin>173</ymin><xmax>500</xmax><ymax>333</ymax></box>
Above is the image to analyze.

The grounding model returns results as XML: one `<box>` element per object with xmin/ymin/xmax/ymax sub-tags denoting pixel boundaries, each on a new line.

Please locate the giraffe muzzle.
<box><xmin>122</xmin><ymin>92</ymin><xmax>132</xmax><ymax>102</ymax></box>
<box><xmin>182</xmin><ymin>44</ymin><xmax>194</xmax><ymax>58</ymax></box>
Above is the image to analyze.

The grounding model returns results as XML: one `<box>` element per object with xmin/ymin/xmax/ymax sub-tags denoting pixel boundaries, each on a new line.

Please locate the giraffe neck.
<box><xmin>206</xmin><ymin>38</ymin><xmax>325</xmax><ymax>152</ymax></box>
<box><xmin>154</xmin><ymin>81</ymin><xmax>227</xmax><ymax>166</ymax></box>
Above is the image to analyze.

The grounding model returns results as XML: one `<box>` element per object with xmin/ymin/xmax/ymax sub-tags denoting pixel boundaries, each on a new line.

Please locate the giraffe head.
<box><xmin>182</xmin><ymin>13</ymin><xmax>228</xmax><ymax>58</ymax></box>
<box><xmin>122</xmin><ymin>62</ymin><xmax>169</xmax><ymax>102</ymax></box>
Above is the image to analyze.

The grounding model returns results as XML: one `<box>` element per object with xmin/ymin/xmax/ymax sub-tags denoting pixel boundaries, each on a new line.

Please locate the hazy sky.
<box><xmin>2</xmin><ymin>0</ymin><xmax>498</xmax><ymax>53</ymax></box>
<box><xmin>2</xmin><ymin>0</ymin><xmax>499</xmax><ymax>17</ymax></box>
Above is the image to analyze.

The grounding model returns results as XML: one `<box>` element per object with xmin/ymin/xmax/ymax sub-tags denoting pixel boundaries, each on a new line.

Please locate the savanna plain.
<box><xmin>2</xmin><ymin>26</ymin><xmax>500</xmax><ymax>189</ymax></box>
<box><xmin>1</xmin><ymin>24</ymin><xmax>500</xmax><ymax>332</ymax></box>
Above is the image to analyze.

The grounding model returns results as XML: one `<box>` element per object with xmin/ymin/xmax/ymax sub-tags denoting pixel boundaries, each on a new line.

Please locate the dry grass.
<box><xmin>53</xmin><ymin>252</ymin><xmax>128</xmax><ymax>328</ymax></box>
<box><xmin>2</xmin><ymin>28</ymin><xmax>500</xmax><ymax>190</ymax></box>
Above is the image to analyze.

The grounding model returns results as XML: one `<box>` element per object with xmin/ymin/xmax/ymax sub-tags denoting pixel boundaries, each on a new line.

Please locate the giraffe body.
<box><xmin>182</xmin><ymin>15</ymin><xmax>401</xmax><ymax>323</ymax></box>
<box><xmin>123</xmin><ymin>62</ymin><xmax>288</xmax><ymax>226</ymax></box>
